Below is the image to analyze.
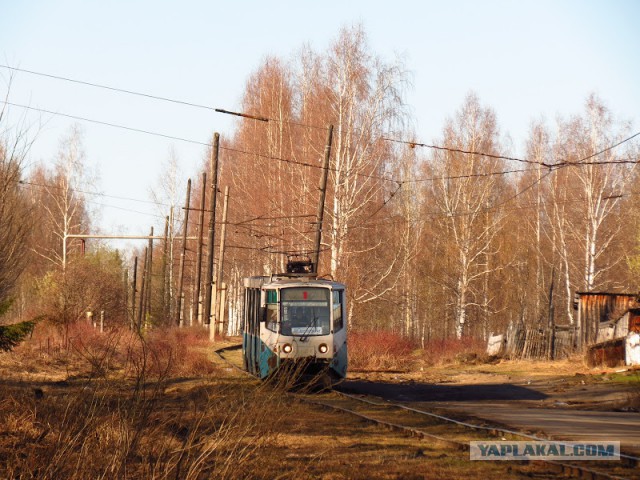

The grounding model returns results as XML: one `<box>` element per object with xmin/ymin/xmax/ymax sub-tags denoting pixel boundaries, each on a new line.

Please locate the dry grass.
<box><xmin>0</xmin><ymin>321</ymin><xmax>287</xmax><ymax>479</ymax></box>
<box><xmin>0</xmin><ymin>378</ymin><xmax>289</xmax><ymax>479</ymax></box>
<box><xmin>0</xmin><ymin>322</ymin><xmax>558</xmax><ymax>479</ymax></box>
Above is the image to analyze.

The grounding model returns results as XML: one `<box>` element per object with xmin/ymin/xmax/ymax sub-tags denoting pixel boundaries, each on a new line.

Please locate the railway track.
<box><xmin>214</xmin><ymin>344</ymin><xmax>640</xmax><ymax>479</ymax></box>
<box><xmin>307</xmin><ymin>390</ymin><xmax>640</xmax><ymax>480</ymax></box>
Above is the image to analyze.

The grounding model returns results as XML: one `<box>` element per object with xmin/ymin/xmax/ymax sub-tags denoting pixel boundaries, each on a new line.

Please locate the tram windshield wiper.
<box><xmin>299</xmin><ymin>314</ymin><xmax>318</xmax><ymax>342</ymax></box>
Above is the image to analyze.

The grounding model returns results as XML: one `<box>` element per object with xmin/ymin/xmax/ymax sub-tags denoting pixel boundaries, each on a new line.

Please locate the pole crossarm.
<box><xmin>62</xmin><ymin>234</ymin><xmax>198</xmax><ymax>271</ymax></box>
<box><xmin>64</xmin><ymin>234</ymin><xmax>198</xmax><ymax>240</ymax></box>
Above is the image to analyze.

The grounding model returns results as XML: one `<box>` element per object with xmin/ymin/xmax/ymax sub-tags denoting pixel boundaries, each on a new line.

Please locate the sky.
<box><xmin>1</xmin><ymin>0</ymin><xmax>639</xmax><ymax>250</ymax></box>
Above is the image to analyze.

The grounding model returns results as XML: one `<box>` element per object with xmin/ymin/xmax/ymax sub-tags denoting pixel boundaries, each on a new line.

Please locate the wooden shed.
<box><xmin>574</xmin><ymin>292</ymin><xmax>637</xmax><ymax>349</ymax></box>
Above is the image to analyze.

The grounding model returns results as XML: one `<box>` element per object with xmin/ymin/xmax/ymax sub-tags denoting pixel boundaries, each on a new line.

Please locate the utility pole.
<box><xmin>161</xmin><ymin>215</ymin><xmax>169</xmax><ymax>319</ymax></box>
<box><xmin>313</xmin><ymin>124</ymin><xmax>333</xmax><ymax>274</ymax></box>
<box><xmin>137</xmin><ymin>247</ymin><xmax>147</xmax><ymax>332</ymax></box>
<box><xmin>168</xmin><ymin>206</ymin><xmax>175</xmax><ymax>320</ymax></box>
<box><xmin>215</xmin><ymin>186</ymin><xmax>230</xmax><ymax>335</ymax></box>
<box><xmin>131</xmin><ymin>258</ymin><xmax>137</xmax><ymax>331</ymax></box>
<box><xmin>204</xmin><ymin>133</ymin><xmax>220</xmax><ymax>337</ymax></box>
<box><xmin>176</xmin><ymin>179</ymin><xmax>192</xmax><ymax>326</ymax></box>
<box><xmin>193</xmin><ymin>172</ymin><xmax>207</xmax><ymax>324</ymax></box>
<box><xmin>123</xmin><ymin>268</ymin><xmax>129</xmax><ymax>329</ymax></box>
<box><xmin>146</xmin><ymin>226</ymin><xmax>154</xmax><ymax>326</ymax></box>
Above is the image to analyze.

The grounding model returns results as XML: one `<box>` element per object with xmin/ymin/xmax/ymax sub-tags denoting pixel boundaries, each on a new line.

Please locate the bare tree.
<box><xmin>0</xmin><ymin>136</ymin><xmax>31</xmax><ymax>307</ymax></box>
<box><xmin>539</xmin><ymin>96</ymin><xmax>637</xmax><ymax>338</ymax></box>
<box><xmin>428</xmin><ymin>93</ymin><xmax>507</xmax><ymax>338</ymax></box>
<box><xmin>149</xmin><ymin>147</ymin><xmax>187</xmax><ymax>321</ymax></box>
<box><xmin>32</xmin><ymin>125</ymin><xmax>92</xmax><ymax>269</ymax></box>
<box><xmin>0</xmin><ymin>88</ymin><xmax>36</xmax><ymax>312</ymax></box>
<box><xmin>319</xmin><ymin>26</ymin><xmax>408</xmax><ymax>279</ymax></box>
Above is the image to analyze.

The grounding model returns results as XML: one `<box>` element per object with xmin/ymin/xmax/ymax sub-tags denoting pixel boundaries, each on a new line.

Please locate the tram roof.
<box><xmin>243</xmin><ymin>275</ymin><xmax>344</xmax><ymax>290</ymax></box>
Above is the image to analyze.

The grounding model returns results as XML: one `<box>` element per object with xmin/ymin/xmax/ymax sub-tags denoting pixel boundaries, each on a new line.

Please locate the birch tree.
<box><xmin>564</xmin><ymin>95</ymin><xmax>635</xmax><ymax>292</ymax></box>
<box><xmin>429</xmin><ymin>93</ymin><xmax>507</xmax><ymax>338</ymax></box>
<box><xmin>149</xmin><ymin>147</ymin><xmax>186</xmax><ymax>320</ymax></box>
<box><xmin>320</xmin><ymin>26</ymin><xmax>408</xmax><ymax>280</ymax></box>
<box><xmin>33</xmin><ymin>125</ymin><xmax>92</xmax><ymax>269</ymax></box>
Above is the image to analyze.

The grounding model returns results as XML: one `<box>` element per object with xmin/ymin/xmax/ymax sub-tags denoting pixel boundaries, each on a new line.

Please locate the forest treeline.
<box><xmin>1</xmin><ymin>25</ymin><xmax>639</xmax><ymax>344</ymax></box>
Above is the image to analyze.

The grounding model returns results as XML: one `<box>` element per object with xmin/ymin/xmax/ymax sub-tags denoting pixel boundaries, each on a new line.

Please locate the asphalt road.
<box><xmin>340</xmin><ymin>379</ymin><xmax>640</xmax><ymax>454</ymax></box>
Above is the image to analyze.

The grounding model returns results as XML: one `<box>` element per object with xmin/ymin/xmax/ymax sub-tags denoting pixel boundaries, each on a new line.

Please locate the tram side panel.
<box><xmin>329</xmin><ymin>289</ymin><xmax>348</xmax><ymax>378</ymax></box>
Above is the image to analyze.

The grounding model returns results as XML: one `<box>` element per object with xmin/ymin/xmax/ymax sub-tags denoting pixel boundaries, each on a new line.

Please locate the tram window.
<box><xmin>264</xmin><ymin>289</ymin><xmax>278</xmax><ymax>332</ymax></box>
<box><xmin>333</xmin><ymin>290</ymin><xmax>343</xmax><ymax>332</ymax></box>
<box><xmin>266</xmin><ymin>304</ymin><xmax>278</xmax><ymax>332</ymax></box>
<box><xmin>280</xmin><ymin>288</ymin><xmax>330</xmax><ymax>336</ymax></box>
<box><xmin>266</xmin><ymin>289</ymin><xmax>278</xmax><ymax>304</ymax></box>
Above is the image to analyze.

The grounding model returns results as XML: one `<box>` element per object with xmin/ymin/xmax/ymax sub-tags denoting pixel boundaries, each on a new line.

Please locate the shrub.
<box><xmin>143</xmin><ymin>327</ymin><xmax>217</xmax><ymax>377</ymax></box>
<box><xmin>421</xmin><ymin>337</ymin><xmax>486</xmax><ymax>366</ymax></box>
<box><xmin>349</xmin><ymin>330</ymin><xmax>418</xmax><ymax>371</ymax></box>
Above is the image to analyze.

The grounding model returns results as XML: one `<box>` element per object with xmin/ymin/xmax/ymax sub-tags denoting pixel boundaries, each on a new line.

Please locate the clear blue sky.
<box><xmin>1</xmin><ymin>0</ymin><xmax>638</xmax><ymax>244</ymax></box>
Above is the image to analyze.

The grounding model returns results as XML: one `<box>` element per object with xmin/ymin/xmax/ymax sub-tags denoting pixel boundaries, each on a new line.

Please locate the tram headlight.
<box><xmin>318</xmin><ymin>343</ymin><xmax>328</xmax><ymax>354</ymax></box>
<box><xmin>282</xmin><ymin>343</ymin><xmax>293</xmax><ymax>354</ymax></box>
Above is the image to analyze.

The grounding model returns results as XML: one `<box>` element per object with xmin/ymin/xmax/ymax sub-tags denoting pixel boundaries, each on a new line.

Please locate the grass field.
<box><xmin>1</xmin><ymin>322</ymin><xmax>635</xmax><ymax>479</ymax></box>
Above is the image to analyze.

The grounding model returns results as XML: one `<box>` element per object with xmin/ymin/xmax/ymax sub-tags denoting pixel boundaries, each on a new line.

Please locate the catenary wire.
<box><xmin>384</xmin><ymin>132</ymin><xmax>640</xmax><ymax>170</ymax></box>
<box><xmin>0</xmin><ymin>63</ymin><xmax>327</xmax><ymax>130</ymax></box>
<box><xmin>19</xmin><ymin>179</ymin><xmax>319</xmax><ymax>227</ymax></box>
<box><xmin>5</xmin><ymin>100</ymin><xmax>637</xmax><ymax>188</ymax></box>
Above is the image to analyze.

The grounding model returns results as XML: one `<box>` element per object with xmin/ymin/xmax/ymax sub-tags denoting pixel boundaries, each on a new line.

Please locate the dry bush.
<box><xmin>421</xmin><ymin>337</ymin><xmax>486</xmax><ymax>366</ymax></box>
<box><xmin>4</xmin><ymin>320</ymin><xmax>219</xmax><ymax>384</ymax></box>
<box><xmin>142</xmin><ymin>327</ymin><xmax>216</xmax><ymax>377</ymax></box>
<box><xmin>349</xmin><ymin>330</ymin><xmax>418</xmax><ymax>371</ymax></box>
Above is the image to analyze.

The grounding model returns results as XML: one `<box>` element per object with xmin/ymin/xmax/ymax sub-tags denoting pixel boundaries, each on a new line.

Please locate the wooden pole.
<box><xmin>215</xmin><ymin>186</ymin><xmax>230</xmax><ymax>335</ymax></box>
<box><xmin>131</xmin><ymin>257</ymin><xmax>138</xmax><ymax>331</ymax></box>
<box><xmin>176</xmin><ymin>179</ymin><xmax>192</xmax><ymax>326</ymax></box>
<box><xmin>193</xmin><ymin>172</ymin><xmax>207</xmax><ymax>324</ymax></box>
<box><xmin>137</xmin><ymin>247</ymin><xmax>147</xmax><ymax>332</ymax></box>
<box><xmin>146</xmin><ymin>226</ymin><xmax>154</xmax><ymax>326</ymax></box>
<box><xmin>204</xmin><ymin>134</ymin><xmax>220</xmax><ymax>336</ymax></box>
<box><xmin>313</xmin><ymin>125</ymin><xmax>333</xmax><ymax>274</ymax></box>
<box><xmin>168</xmin><ymin>206</ymin><xmax>175</xmax><ymax>320</ymax></box>
<box><xmin>161</xmin><ymin>215</ymin><xmax>169</xmax><ymax>320</ymax></box>
<box><xmin>123</xmin><ymin>268</ymin><xmax>129</xmax><ymax>329</ymax></box>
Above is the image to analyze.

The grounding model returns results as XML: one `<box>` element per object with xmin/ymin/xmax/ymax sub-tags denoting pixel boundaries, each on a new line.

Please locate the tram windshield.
<box><xmin>280</xmin><ymin>287</ymin><xmax>330</xmax><ymax>336</ymax></box>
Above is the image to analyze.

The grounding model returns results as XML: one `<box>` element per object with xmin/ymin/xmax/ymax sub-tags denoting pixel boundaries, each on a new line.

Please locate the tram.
<box><xmin>241</xmin><ymin>259</ymin><xmax>347</xmax><ymax>383</ymax></box>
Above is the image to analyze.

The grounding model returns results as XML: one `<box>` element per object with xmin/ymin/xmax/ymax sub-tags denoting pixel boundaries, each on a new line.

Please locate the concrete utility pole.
<box><xmin>214</xmin><ymin>186</ymin><xmax>230</xmax><ymax>335</ymax></box>
<box><xmin>193</xmin><ymin>172</ymin><xmax>207</xmax><ymax>324</ymax></box>
<box><xmin>176</xmin><ymin>179</ymin><xmax>192</xmax><ymax>326</ymax></box>
<box><xmin>204</xmin><ymin>133</ymin><xmax>220</xmax><ymax>337</ymax></box>
<box><xmin>313</xmin><ymin>124</ymin><xmax>334</xmax><ymax>274</ymax></box>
